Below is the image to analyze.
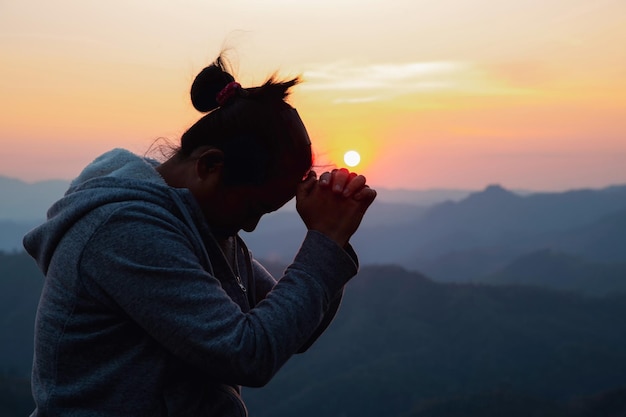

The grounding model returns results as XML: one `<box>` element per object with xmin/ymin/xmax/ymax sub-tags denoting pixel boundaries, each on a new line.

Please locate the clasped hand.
<box><xmin>296</xmin><ymin>168</ymin><xmax>377</xmax><ymax>247</ymax></box>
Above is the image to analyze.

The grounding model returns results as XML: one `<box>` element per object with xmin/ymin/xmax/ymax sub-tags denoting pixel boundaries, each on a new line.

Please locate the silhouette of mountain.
<box><xmin>484</xmin><ymin>249</ymin><xmax>626</xmax><ymax>296</ymax></box>
<box><xmin>4</xmin><ymin>175</ymin><xmax>626</xmax><ymax>416</ymax></box>
<box><xmin>0</xmin><ymin>176</ymin><xmax>69</xmax><ymax>221</ymax></box>
<box><xmin>243</xmin><ymin>200</ymin><xmax>431</xmax><ymax>264</ymax></box>
<box><xmin>373</xmin><ymin>187</ymin><xmax>473</xmax><ymax>206</ymax></box>
<box><xmin>0</xmin><ymin>376</ymin><xmax>33</xmax><ymax>417</ymax></box>
<box><xmin>417</xmin><ymin>205</ymin><xmax>626</xmax><ymax>283</ymax></box>
<box><xmin>0</xmin><ymin>252</ymin><xmax>41</xmax><ymax>378</ymax></box>
<box><xmin>3</xmin><ymin>254</ymin><xmax>626</xmax><ymax>416</ymax></box>
<box><xmin>393</xmin><ymin>185</ymin><xmax>626</xmax><ymax>281</ymax></box>
<box><xmin>244</xmin><ymin>183</ymin><xmax>626</xmax><ymax>291</ymax></box>
<box><xmin>243</xmin><ymin>265</ymin><xmax>626</xmax><ymax>417</ymax></box>
<box><xmin>405</xmin><ymin>184</ymin><xmax>626</xmax><ymax>257</ymax></box>
<box><xmin>0</xmin><ymin>176</ymin><xmax>70</xmax><ymax>251</ymax></box>
<box><xmin>5</xmin><ymin>177</ymin><xmax>626</xmax><ymax>295</ymax></box>
<box><xmin>0</xmin><ymin>220</ymin><xmax>40</xmax><ymax>253</ymax></box>
<box><xmin>550</xmin><ymin>208</ymin><xmax>626</xmax><ymax>262</ymax></box>
<box><xmin>403</xmin><ymin>386</ymin><xmax>626</xmax><ymax>417</ymax></box>
<box><xmin>0</xmin><ymin>174</ymin><xmax>459</xmax><ymax>252</ymax></box>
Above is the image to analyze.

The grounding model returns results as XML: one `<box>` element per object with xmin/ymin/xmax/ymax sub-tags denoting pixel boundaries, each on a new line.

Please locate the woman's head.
<box><xmin>177</xmin><ymin>56</ymin><xmax>313</xmax><ymax>187</ymax></box>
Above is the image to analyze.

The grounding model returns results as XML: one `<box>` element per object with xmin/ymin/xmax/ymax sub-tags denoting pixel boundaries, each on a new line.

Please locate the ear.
<box><xmin>195</xmin><ymin>148</ymin><xmax>225</xmax><ymax>180</ymax></box>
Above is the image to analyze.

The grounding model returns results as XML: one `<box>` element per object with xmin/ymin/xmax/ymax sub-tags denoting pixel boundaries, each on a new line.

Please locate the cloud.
<box><xmin>300</xmin><ymin>61</ymin><xmax>470</xmax><ymax>103</ymax></box>
<box><xmin>301</xmin><ymin>60</ymin><xmax>538</xmax><ymax>103</ymax></box>
<box><xmin>332</xmin><ymin>96</ymin><xmax>382</xmax><ymax>104</ymax></box>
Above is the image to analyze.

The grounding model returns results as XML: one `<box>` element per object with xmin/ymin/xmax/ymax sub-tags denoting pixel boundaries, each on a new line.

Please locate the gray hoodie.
<box><xmin>23</xmin><ymin>148</ymin><xmax>358</xmax><ymax>417</ymax></box>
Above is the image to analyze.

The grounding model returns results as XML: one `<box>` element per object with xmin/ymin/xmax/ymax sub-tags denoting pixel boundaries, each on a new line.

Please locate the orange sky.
<box><xmin>1</xmin><ymin>0</ymin><xmax>625</xmax><ymax>191</ymax></box>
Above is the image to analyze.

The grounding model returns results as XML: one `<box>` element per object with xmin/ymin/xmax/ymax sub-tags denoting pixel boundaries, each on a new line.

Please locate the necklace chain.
<box><xmin>219</xmin><ymin>237</ymin><xmax>247</xmax><ymax>294</ymax></box>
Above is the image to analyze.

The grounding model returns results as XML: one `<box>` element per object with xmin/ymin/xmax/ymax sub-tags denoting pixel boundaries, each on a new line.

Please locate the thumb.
<box><xmin>296</xmin><ymin>171</ymin><xmax>317</xmax><ymax>199</ymax></box>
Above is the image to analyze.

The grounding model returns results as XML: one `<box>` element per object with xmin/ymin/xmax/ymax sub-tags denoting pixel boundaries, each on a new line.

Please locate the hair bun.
<box><xmin>190</xmin><ymin>63</ymin><xmax>236</xmax><ymax>112</ymax></box>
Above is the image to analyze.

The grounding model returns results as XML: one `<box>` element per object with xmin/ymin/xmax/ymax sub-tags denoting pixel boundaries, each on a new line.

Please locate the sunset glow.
<box><xmin>1</xmin><ymin>0</ymin><xmax>625</xmax><ymax>191</ymax></box>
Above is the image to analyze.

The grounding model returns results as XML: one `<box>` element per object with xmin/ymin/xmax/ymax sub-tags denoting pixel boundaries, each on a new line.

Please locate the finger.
<box><xmin>318</xmin><ymin>171</ymin><xmax>332</xmax><ymax>187</ymax></box>
<box><xmin>303</xmin><ymin>170</ymin><xmax>317</xmax><ymax>181</ymax></box>
<box><xmin>342</xmin><ymin>174</ymin><xmax>366</xmax><ymax>197</ymax></box>
<box><xmin>352</xmin><ymin>186</ymin><xmax>377</xmax><ymax>203</ymax></box>
<box><xmin>331</xmin><ymin>168</ymin><xmax>350</xmax><ymax>193</ymax></box>
<box><xmin>297</xmin><ymin>171</ymin><xmax>317</xmax><ymax>198</ymax></box>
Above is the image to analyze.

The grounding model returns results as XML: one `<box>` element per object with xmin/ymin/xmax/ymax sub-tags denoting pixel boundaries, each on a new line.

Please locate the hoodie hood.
<box><xmin>23</xmin><ymin>148</ymin><xmax>200</xmax><ymax>274</ymax></box>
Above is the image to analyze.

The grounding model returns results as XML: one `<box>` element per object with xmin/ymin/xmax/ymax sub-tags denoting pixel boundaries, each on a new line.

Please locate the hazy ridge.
<box><xmin>2</xmin><ymin>175</ymin><xmax>626</xmax><ymax>416</ymax></box>
<box><xmin>242</xmin><ymin>183</ymin><xmax>626</xmax><ymax>296</ymax></box>
<box><xmin>2</xmin><ymin>257</ymin><xmax>625</xmax><ymax>416</ymax></box>
<box><xmin>0</xmin><ymin>175</ymin><xmax>472</xmax><ymax>252</ymax></box>
<box><xmin>244</xmin><ymin>265</ymin><xmax>626</xmax><ymax>417</ymax></box>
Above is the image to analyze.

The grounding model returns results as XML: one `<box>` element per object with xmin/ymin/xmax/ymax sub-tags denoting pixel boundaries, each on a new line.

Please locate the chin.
<box><xmin>212</xmin><ymin>227</ymin><xmax>238</xmax><ymax>239</ymax></box>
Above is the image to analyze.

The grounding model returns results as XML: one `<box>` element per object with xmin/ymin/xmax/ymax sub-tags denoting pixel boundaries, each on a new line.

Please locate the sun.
<box><xmin>343</xmin><ymin>150</ymin><xmax>361</xmax><ymax>167</ymax></box>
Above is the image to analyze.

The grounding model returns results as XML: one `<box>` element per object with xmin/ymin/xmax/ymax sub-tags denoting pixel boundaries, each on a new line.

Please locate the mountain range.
<box><xmin>0</xmin><ymin>175</ymin><xmax>469</xmax><ymax>252</ymax></box>
<box><xmin>242</xmin><ymin>183</ymin><xmax>626</xmax><ymax>296</ymax></box>
<box><xmin>243</xmin><ymin>264</ymin><xmax>626</xmax><ymax>417</ymax></box>
<box><xmin>3</xmin><ymin>256</ymin><xmax>625</xmax><ymax>416</ymax></box>
<box><xmin>2</xmin><ymin>174</ymin><xmax>626</xmax><ymax>416</ymax></box>
<box><xmin>3</xmin><ymin>175</ymin><xmax>626</xmax><ymax>296</ymax></box>
<box><xmin>0</xmin><ymin>176</ymin><xmax>70</xmax><ymax>221</ymax></box>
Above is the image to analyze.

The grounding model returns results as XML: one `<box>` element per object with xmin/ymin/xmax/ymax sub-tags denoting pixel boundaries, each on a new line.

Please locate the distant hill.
<box><xmin>0</xmin><ymin>220</ymin><xmax>40</xmax><ymax>253</ymax></box>
<box><xmin>242</xmin><ymin>200</ymin><xmax>431</xmax><ymax>264</ymax></box>
<box><xmin>3</xmin><ymin>175</ymin><xmax>626</xmax><ymax>293</ymax></box>
<box><xmin>372</xmin><ymin>187</ymin><xmax>472</xmax><ymax>206</ymax></box>
<box><xmin>0</xmin><ymin>376</ymin><xmax>32</xmax><ymax>417</ymax></box>
<box><xmin>0</xmin><ymin>252</ymin><xmax>41</xmax><ymax>378</ymax></box>
<box><xmin>243</xmin><ymin>265</ymin><xmax>626</xmax><ymax>417</ymax></box>
<box><xmin>2</xmin><ymin>254</ymin><xmax>626</xmax><ymax>417</ymax></box>
<box><xmin>0</xmin><ymin>176</ymin><xmax>69</xmax><ymax>221</ymax></box>
<box><xmin>0</xmin><ymin>177</ymin><xmax>70</xmax><ymax>251</ymax></box>
<box><xmin>549</xmin><ymin>207</ymin><xmax>626</xmax><ymax>262</ymax></box>
<box><xmin>411</xmin><ymin>200</ymin><xmax>626</xmax><ymax>283</ymax></box>
<box><xmin>483</xmin><ymin>249</ymin><xmax>626</xmax><ymax>296</ymax></box>
<box><xmin>243</xmin><ymin>184</ymin><xmax>626</xmax><ymax>284</ymax></box>
<box><xmin>0</xmin><ymin>175</ymin><xmax>468</xmax><ymax>219</ymax></box>
<box><xmin>0</xmin><ymin>174</ymin><xmax>466</xmax><ymax>252</ymax></box>
<box><xmin>400</xmin><ymin>184</ymin><xmax>626</xmax><ymax>260</ymax></box>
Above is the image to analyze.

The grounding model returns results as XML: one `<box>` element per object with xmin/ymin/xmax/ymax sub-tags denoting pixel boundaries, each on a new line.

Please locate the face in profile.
<box><xmin>206</xmin><ymin>170</ymin><xmax>303</xmax><ymax>238</ymax></box>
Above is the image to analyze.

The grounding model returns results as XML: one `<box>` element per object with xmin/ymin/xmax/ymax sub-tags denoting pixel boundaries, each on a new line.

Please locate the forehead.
<box><xmin>262</xmin><ymin>174</ymin><xmax>301</xmax><ymax>206</ymax></box>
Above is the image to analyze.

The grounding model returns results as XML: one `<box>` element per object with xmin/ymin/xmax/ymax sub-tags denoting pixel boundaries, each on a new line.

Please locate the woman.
<box><xmin>24</xmin><ymin>55</ymin><xmax>376</xmax><ymax>416</ymax></box>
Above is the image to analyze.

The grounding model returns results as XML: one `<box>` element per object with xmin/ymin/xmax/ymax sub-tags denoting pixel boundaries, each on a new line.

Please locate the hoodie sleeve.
<box><xmin>79</xmin><ymin>203</ymin><xmax>358</xmax><ymax>387</ymax></box>
<box><xmin>250</xmin><ymin>256</ymin><xmax>348</xmax><ymax>353</ymax></box>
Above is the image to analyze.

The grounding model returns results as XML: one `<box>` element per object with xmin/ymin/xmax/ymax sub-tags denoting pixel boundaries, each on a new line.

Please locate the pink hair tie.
<box><xmin>216</xmin><ymin>81</ymin><xmax>241</xmax><ymax>106</ymax></box>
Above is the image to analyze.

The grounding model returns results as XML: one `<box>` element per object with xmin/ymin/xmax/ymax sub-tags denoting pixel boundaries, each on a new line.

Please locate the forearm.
<box><xmin>84</xmin><ymin>216</ymin><xmax>358</xmax><ymax>387</ymax></box>
<box><xmin>297</xmin><ymin>289</ymin><xmax>343</xmax><ymax>353</ymax></box>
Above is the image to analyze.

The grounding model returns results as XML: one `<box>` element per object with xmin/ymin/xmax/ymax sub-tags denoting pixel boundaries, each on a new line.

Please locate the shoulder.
<box><xmin>89</xmin><ymin>200</ymin><xmax>195</xmax><ymax>248</ymax></box>
<box><xmin>79</xmin><ymin>200</ymin><xmax>210</xmax><ymax>278</ymax></box>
